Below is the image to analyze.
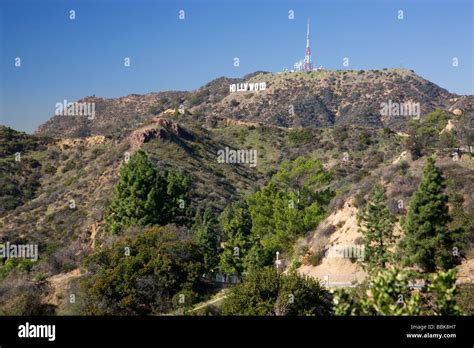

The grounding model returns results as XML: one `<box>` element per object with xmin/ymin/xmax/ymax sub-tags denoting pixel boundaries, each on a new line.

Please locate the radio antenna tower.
<box><xmin>303</xmin><ymin>19</ymin><xmax>313</xmax><ymax>71</ymax></box>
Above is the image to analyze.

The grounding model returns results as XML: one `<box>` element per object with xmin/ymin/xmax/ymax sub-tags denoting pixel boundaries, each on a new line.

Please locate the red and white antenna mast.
<box><xmin>304</xmin><ymin>19</ymin><xmax>313</xmax><ymax>71</ymax></box>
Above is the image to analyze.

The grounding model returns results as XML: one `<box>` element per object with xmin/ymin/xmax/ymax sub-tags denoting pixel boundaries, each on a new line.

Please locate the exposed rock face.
<box><xmin>129</xmin><ymin>117</ymin><xmax>188</xmax><ymax>147</ymax></box>
<box><xmin>56</xmin><ymin>135</ymin><xmax>107</xmax><ymax>150</ymax></box>
<box><xmin>129</xmin><ymin>126</ymin><xmax>166</xmax><ymax>146</ymax></box>
<box><xmin>44</xmin><ymin>268</ymin><xmax>82</xmax><ymax>306</ymax></box>
<box><xmin>154</xmin><ymin>118</ymin><xmax>186</xmax><ymax>136</ymax></box>
<box><xmin>440</xmin><ymin>119</ymin><xmax>456</xmax><ymax>134</ymax></box>
<box><xmin>225</xmin><ymin>118</ymin><xmax>262</xmax><ymax>128</ymax></box>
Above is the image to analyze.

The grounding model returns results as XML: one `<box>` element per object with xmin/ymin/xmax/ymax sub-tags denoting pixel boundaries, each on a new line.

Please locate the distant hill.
<box><xmin>35</xmin><ymin>69</ymin><xmax>473</xmax><ymax>138</ymax></box>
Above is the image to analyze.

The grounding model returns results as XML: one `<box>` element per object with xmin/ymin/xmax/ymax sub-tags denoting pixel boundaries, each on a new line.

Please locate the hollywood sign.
<box><xmin>229</xmin><ymin>82</ymin><xmax>266</xmax><ymax>93</ymax></box>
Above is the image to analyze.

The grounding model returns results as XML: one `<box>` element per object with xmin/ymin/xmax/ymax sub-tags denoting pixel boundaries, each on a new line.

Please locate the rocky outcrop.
<box><xmin>129</xmin><ymin>117</ymin><xmax>189</xmax><ymax>147</ymax></box>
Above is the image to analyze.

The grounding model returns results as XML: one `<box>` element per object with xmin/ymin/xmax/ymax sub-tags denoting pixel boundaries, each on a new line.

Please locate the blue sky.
<box><xmin>1</xmin><ymin>0</ymin><xmax>473</xmax><ymax>133</ymax></box>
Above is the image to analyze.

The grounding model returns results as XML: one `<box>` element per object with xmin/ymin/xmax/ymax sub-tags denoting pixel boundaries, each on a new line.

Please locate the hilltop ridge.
<box><xmin>35</xmin><ymin>69</ymin><xmax>473</xmax><ymax>139</ymax></box>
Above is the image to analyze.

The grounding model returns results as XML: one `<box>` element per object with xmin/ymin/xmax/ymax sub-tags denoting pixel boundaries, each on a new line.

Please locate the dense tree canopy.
<box><xmin>246</xmin><ymin>157</ymin><xmax>334</xmax><ymax>257</ymax></box>
<box><xmin>83</xmin><ymin>225</ymin><xmax>204</xmax><ymax>315</ymax></box>
<box><xmin>105</xmin><ymin>150</ymin><xmax>190</xmax><ymax>233</ymax></box>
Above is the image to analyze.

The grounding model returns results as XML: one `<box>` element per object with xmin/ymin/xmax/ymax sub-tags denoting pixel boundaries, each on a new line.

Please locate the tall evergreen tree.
<box><xmin>219</xmin><ymin>201</ymin><xmax>252</xmax><ymax>274</ymax></box>
<box><xmin>192</xmin><ymin>207</ymin><xmax>220</xmax><ymax>272</ymax></box>
<box><xmin>357</xmin><ymin>185</ymin><xmax>396</xmax><ymax>273</ymax></box>
<box><xmin>164</xmin><ymin>170</ymin><xmax>191</xmax><ymax>225</ymax></box>
<box><xmin>401</xmin><ymin>157</ymin><xmax>464</xmax><ymax>272</ymax></box>
<box><xmin>106</xmin><ymin>150</ymin><xmax>165</xmax><ymax>233</ymax></box>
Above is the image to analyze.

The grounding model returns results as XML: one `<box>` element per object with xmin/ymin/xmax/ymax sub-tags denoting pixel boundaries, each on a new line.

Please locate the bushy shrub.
<box><xmin>221</xmin><ymin>267</ymin><xmax>332</xmax><ymax>316</ymax></box>
<box><xmin>308</xmin><ymin>248</ymin><xmax>325</xmax><ymax>267</ymax></box>
<box><xmin>455</xmin><ymin>284</ymin><xmax>474</xmax><ymax>315</ymax></box>
<box><xmin>333</xmin><ymin>268</ymin><xmax>462</xmax><ymax>315</ymax></box>
<box><xmin>0</xmin><ymin>272</ymin><xmax>55</xmax><ymax>315</ymax></box>
<box><xmin>288</xmin><ymin>128</ymin><xmax>312</xmax><ymax>145</ymax></box>
<box><xmin>82</xmin><ymin>225</ymin><xmax>204</xmax><ymax>315</ymax></box>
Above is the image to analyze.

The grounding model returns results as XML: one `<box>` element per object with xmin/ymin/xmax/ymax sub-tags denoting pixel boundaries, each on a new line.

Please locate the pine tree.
<box><xmin>246</xmin><ymin>157</ymin><xmax>333</xmax><ymax>257</ymax></box>
<box><xmin>105</xmin><ymin>150</ymin><xmax>192</xmax><ymax>233</ymax></box>
<box><xmin>401</xmin><ymin>157</ymin><xmax>463</xmax><ymax>272</ymax></box>
<box><xmin>242</xmin><ymin>236</ymin><xmax>273</xmax><ymax>273</ymax></box>
<box><xmin>219</xmin><ymin>201</ymin><xmax>252</xmax><ymax>274</ymax></box>
<box><xmin>357</xmin><ymin>185</ymin><xmax>396</xmax><ymax>273</ymax></box>
<box><xmin>192</xmin><ymin>207</ymin><xmax>220</xmax><ymax>272</ymax></box>
<box><xmin>105</xmin><ymin>150</ymin><xmax>165</xmax><ymax>233</ymax></box>
<box><xmin>164</xmin><ymin>170</ymin><xmax>191</xmax><ymax>225</ymax></box>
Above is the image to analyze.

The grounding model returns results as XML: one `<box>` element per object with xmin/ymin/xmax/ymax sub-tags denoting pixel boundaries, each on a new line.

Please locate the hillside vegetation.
<box><xmin>0</xmin><ymin>70</ymin><xmax>473</xmax><ymax>315</ymax></box>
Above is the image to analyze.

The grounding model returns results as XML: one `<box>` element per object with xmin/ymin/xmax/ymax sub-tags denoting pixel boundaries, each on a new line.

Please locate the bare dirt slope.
<box><xmin>298</xmin><ymin>198</ymin><xmax>367</xmax><ymax>285</ymax></box>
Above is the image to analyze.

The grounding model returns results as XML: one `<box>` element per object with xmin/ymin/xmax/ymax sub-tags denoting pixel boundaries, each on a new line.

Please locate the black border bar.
<box><xmin>0</xmin><ymin>316</ymin><xmax>472</xmax><ymax>346</ymax></box>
